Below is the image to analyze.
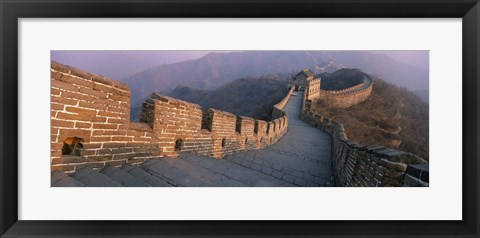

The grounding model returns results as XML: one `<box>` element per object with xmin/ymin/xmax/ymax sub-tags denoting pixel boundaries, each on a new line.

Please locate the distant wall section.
<box><xmin>300</xmin><ymin>83</ymin><xmax>429</xmax><ymax>187</ymax></box>
<box><xmin>318</xmin><ymin>76</ymin><xmax>373</xmax><ymax>108</ymax></box>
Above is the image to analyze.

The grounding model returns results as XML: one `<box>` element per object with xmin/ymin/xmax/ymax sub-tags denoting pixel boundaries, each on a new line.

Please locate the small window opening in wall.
<box><xmin>222</xmin><ymin>138</ymin><xmax>226</xmax><ymax>147</ymax></box>
<box><xmin>260</xmin><ymin>138</ymin><xmax>263</xmax><ymax>143</ymax></box>
<box><xmin>270</xmin><ymin>138</ymin><xmax>272</xmax><ymax>144</ymax></box>
<box><xmin>62</xmin><ymin>137</ymin><xmax>84</xmax><ymax>156</ymax></box>
<box><xmin>175</xmin><ymin>139</ymin><xmax>183</xmax><ymax>151</ymax></box>
<box><xmin>245</xmin><ymin>138</ymin><xmax>248</xmax><ymax>145</ymax></box>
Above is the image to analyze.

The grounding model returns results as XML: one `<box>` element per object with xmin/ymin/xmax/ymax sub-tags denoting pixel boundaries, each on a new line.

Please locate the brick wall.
<box><xmin>306</xmin><ymin>78</ymin><xmax>321</xmax><ymax>100</ymax></box>
<box><xmin>319</xmin><ymin>85</ymin><xmax>372</xmax><ymax>108</ymax></box>
<box><xmin>300</xmin><ymin>84</ymin><xmax>429</xmax><ymax>187</ymax></box>
<box><xmin>317</xmin><ymin>76</ymin><xmax>373</xmax><ymax>108</ymax></box>
<box><xmin>51</xmin><ymin>61</ymin><xmax>293</xmax><ymax>173</ymax></box>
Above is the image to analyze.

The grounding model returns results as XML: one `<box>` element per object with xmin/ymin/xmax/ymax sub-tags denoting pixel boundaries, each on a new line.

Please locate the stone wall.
<box><xmin>300</xmin><ymin>84</ymin><xmax>429</xmax><ymax>187</ymax></box>
<box><xmin>318</xmin><ymin>76</ymin><xmax>373</xmax><ymax>108</ymax></box>
<box><xmin>306</xmin><ymin>78</ymin><xmax>321</xmax><ymax>100</ymax></box>
<box><xmin>51</xmin><ymin>61</ymin><xmax>292</xmax><ymax>173</ymax></box>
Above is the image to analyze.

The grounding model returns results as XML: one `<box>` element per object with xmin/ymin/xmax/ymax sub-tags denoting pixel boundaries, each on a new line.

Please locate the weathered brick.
<box><xmin>133</xmin><ymin>147</ymin><xmax>153</xmax><ymax>153</ymax></box>
<box><xmin>67</xmin><ymin>65</ymin><xmax>92</xmax><ymax>79</ymax></box>
<box><xmin>63</xmin><ymin>75</ymin><xmax>94</xmax><ymax>88</ymax></box>
<box><xmin>93</xmin><ymin>83</ymin><xmax>116</xmax><ymax>94</ymax></box>
<box><xmin>82</xmin><ymin>149</ymin><xmax>97</xmax><ymax>156</ymax></box>
<box><xmin>113</xmin><ymin>153</ymin><xmax>135</xmax><ymax>160</ymax></box>
<box><xmin>83</xmin><ymin>143</ymin><xmax>102</xmax><ymax>149</ymax></box>
<box><xmin>111</xmin><ymin>136</ymin><xmax>133</xmax><ymax>142</ymax></box>
<box><xmin>75</xmin><ymin>162</ymin><xmax>104</xmax><ymax>170</ymax></box>
<box><xmin>127</xmin><ymin>131</ymin><xmax>145</xmax><ymax>137</ymax></box>
<box><xmin>51</xmin><ymin>119</ymin><xmax>75</xmax><ymax>128</ymax></box>
<box><xmin>96</xmin><ymin>148</ymin><xmax>112</xmax><ymax>155</ymax></box>
<box><xmin>90</xmin><ymin>136</ymin><xmax>111</xmax><ymax>142</ymax></box>
<box><xmin>56</xmin><ymin>112</ymin><xmax>92</xmax><ymax>121</ymax></box>
<box><xmin>79</xmin><ymin>87</ymin><xmax>108</xmax><ymax>99</ymax></box>
<box><xmin>51</xmin><ymin>103</ymin><xmax>64</xmax><ymax>111</ymax></box>
<box><xmin>52</xmin><ymin>156</ymin><xmax>86</xmax><ymax>165</ymax></box>
<box><xmin>133</xmin><ymin>137</ymin><xmax>152</xmax><ymax>142</ymax></box>
<box><xmin>66</xmin><ymin>106</ymin><xmax>97</xmax><ymax>116</ymax></box>
<box><xmin>51</xmin><ymin>164</ymin><xmax>75</xmax><ymax>172</ymax></box>
<box><xmin>51</xmin><ymin>79</ymin><xmax>79</xmax><ymax>92</ymax></box>
<box><xmin>135</xmin><ymin>151</ymin><xmax>152</xmax><ymax>157</ymax></box>
<box><xmin>106</xmin><ymin>160</ymin><xmax>127</xmax><ymax>167</ymax></box>
<box><xmin>107</xmin><ymin>118</ymin><xmax>128</xmax><ymax>124</ymax></box>
<box><xmin>103</xmin><ymin>142</ymin><xmax>127</xmax><ymax>148</ymax></box>
<box><xmin>86</xmin><ymin>155</ymin><xmax>112</xmax><ymax>162</ymax></box>
<box><xmin>97</xmin><ymin>110</ymin><xmax>122</xmax><ymax>118</ymax></box>
<box><xmin>51</xmin><ymin>96</ymin><xmax>78</xmax><ymax>106</ymax></box>
<box><xmin>93</xmin><ymin>123</ymin><xmax>118</xmax><ymax>130</ymax></box>
<box><xmin>91</xmin><ymin>75</ymin><xmax>130</xmax><ymax>91</ymax></box>
<box><xmin>94</xmin><ymin>98</ymin><xmax>119</xmax><ymax>107</ymax></box>
<box><xmin>51</xmin><ymin>88</ymin><xmax>61</xmax><ymax>96</ymax></box>
<box><xmin>61</xmin><ymin>91</ymin><xmax>95</xmax><ymax>102</ymax></box>
<box><xmin>75</xmin><ymin>122</ymin><xmax>92</xmax><ymax>129</ymax></box>
<box><xmin>51</xmin><ymin>65</ymin><xmax>69</xmax><ymax>75</ymax></box>
<box><xmin>108</xmin><ymin>94</ymin><xmax>129</xmax><ymax>102</ymax></box>
<box><xmin>128</xmin><ymin>158</ymin><xmax>146</xmax><ymax>164</ymax></box>
<box><xmin>91</xmin><ymin>117</ymin><xmax>107</xmax><ymax>123</ymax></box>
<box><xmin>111</xmin><ymin>148</ymin><xmax>133</xmax><ymax>154</ymax></box>
<box><xmin>93</xmin><ymin>130</ymin><xmax>126</xmax><ymax>136</ymax></box>
<box><xmin>107</xmin><ymin>106</ymin><xmax>129</xmax><ymax>114</ymax></box>
<box><xmin>126</xmin><ymin>142</ymin><xmax>147</xmax><ymax>148</ymax></box>
<box><xmin>78</xmin><ymin>101</ymin><xmax>107</xmax><ymax>110</ymax></box>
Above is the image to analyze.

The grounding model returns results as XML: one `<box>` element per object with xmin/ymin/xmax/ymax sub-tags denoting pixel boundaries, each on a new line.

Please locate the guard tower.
<box><xmin>287</xmin><ymin>68</ymin><xmax>321</xmax><ymax>92</ymax></box>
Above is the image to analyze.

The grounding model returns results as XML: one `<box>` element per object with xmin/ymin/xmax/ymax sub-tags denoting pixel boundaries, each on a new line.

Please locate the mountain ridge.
<box><xmin>124</xmin><ymin>51</ymin><xmax>428</xmax><ymax>108</ymax></box>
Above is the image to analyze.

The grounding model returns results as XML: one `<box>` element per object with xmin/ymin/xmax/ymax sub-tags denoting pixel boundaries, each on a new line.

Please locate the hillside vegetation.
<box><xmin>319</xmin><ymin>68</ymin><xmax>366</xmax><ymax>90</ymax></box>
<box><xmin>312</xmin><ymin>77</ymin><xmax>429</xmax><ymax>160</ymax></box>
<box><xmin>168</xmin><ymin>76</ymin><xmax>288</xmax><ymax>120</ymax></box>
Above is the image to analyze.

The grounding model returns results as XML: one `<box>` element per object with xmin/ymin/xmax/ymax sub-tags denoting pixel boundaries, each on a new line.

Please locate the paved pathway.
<box><xmin>52</xmin><ymin>92</ymin><xmax>333</xmax><ymax>187</ymax></box>
<box><xmin>222</xmin><ymin>91</ymin><xmax>333</xmax><ymax>186</ymax></box>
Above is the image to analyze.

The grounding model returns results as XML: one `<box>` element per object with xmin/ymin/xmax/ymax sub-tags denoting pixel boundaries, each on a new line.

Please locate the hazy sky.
<box><xmin>370</xmin><ymin>51</ymin><xmax>429</xmax><ymax>71</ymax></box>
<box><xmin>51</xmin><ymin>50</ymin><xmax>212</xmax><ymax>79</ymax></box>
<box><xmin>51</xmin><ymin>50</ymin><xmax>428</xmax><ymax>80</ymax></box>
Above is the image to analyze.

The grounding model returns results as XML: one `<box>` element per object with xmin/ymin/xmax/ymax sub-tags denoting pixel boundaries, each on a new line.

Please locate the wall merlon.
<box><xmin>52</xmin><ymin>61</ymin><xmax>130</xmax><ymax>92</ymax></box>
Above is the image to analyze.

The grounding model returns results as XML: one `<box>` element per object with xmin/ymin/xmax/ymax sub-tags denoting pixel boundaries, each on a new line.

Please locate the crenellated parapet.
<box><xmin>50</xmin><ymin>61</ymin><xmax>293</xmax><ymax>173</ymax></box>
<box><xmin>290</xmin><ymin>68</ymin><xmax>373</xmax><ymax>108</ymax></box>
<box><xmin>300</xmin><ymin>84</ymin><xmax>429</xmax><ymax>187</ymax></box>
<box><xmin>318</xmin><ymin>75</ymin><xmax>373</xmax><ymax>108</ymax></box>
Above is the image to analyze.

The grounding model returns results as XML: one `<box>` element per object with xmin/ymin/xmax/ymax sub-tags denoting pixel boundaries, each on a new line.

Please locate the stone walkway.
<box><xmin>222</xmin><ymin>91</ymin><xmax>333</xmax><ymax>186</ymax></box>
<box><xmin>52</xmin><ymin>92</ymin><xmax>333</xmax><ymax>187</ymax></box>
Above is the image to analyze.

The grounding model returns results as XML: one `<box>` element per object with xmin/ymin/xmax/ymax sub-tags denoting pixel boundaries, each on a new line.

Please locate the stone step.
<box><xmin>72</xmin><ymin>167</ymin><xmax>123</xmax><ymax>187</ymax></box>
<box><xmin>121</xmin><ymin>164</ymin><xmax>173</xmax><ymax>187</ymax></box>
<box><xmin>99</xmin><ymin>165</ymin><xmax>152</xmax><ymax>187</ymax></box>
<box><xmin>141</xmin><ymin>157</ymin><xmax>227</xmax><ymax>187</ymax></box>
<box><xmin>51</xmin><ymin>171</ymin><xmax>85</xmax><ymax>187</ymax></box>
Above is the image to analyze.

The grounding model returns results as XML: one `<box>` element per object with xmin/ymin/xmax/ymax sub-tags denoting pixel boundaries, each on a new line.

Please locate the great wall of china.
<box><xmin>289</xmin><ymin>69</ymin><xmax>373</xmax><ymax>108</ymax></box>
<box><xmin>300</xmin><ymin>72</ymin><xmax>429</xmax><ymax>187</ymax></box>
<box><xmin>51</xmin><ymin>62</ymin><xmax>429</xmax><ymax>186</ymax></box>
<box><xmin>51</xmin><ymin>61</ymin><xmax>292</xmax><ymax>173</ymax></box>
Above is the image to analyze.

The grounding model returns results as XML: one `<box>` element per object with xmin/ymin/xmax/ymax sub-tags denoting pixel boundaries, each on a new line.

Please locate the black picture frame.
<box><xmin>1</xmin><ymin>0</ymin><xmax>479</xmax><ymax>237</ymax></box>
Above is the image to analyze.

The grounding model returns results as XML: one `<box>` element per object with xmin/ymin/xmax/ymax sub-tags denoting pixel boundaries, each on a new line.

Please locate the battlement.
<box><xmin>51</xmin><ymin>61</ymin><xmax>292</xmax><ymax>173</ymax></box>
<box><xmin>300</xmin><ymin>84</ymin><xmax>429</xmax><ymax>187</ymax></box>
<box><xmin>289</xmin><ymin>68</ymin><xmax>373</xmax><ymax>108</ymax></box>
